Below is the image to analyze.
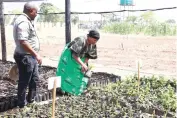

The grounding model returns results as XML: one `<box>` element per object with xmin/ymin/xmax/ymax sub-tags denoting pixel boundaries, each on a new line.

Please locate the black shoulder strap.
<box><xmin>67</xmin><ymin>40</ymin><xmax>76</xmax><ymax>48</ymax></box>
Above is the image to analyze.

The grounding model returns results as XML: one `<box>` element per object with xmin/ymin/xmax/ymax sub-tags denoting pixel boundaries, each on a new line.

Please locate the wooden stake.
<box><xmin>52</xmin><ymin>79</ymin><xmax>57</xmax><ymax>118</ymax></box>
<box><xmin>0</xmin><ymin>2</ymin><xmax>7</xmax><ymax>62</ymax></box>
<box><xmin>138</xmin><ymin>61</ymin><xmax>140</xmax><ymax>93</ymax></box>
<box><xmin>152</xmin><ymin>109</ymin><xmax>155</xmax><ymax>118</ymax></box>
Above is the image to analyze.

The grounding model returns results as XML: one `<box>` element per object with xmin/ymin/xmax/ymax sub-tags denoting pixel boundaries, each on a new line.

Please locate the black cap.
<box><xmin>88</xmin><ymin>30</ymin><xmax>100</xmax><ymax>40</ymax></box>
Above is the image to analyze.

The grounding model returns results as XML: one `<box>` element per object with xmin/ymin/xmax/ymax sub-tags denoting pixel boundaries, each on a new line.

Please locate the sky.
<box><xmin>3</xmin><ymin>0</ymin><xmax>177</xmax><ymax>22</ymax></box>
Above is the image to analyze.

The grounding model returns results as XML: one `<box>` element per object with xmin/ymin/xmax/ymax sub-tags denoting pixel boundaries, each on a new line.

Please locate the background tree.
<box><xmin>38</xmin><ymin>2</ymin><xmax>64</xmax><ymax>27</ymax></box>
<box><xmin>126</xmin><ymin>16</ymin><xmax>137</xmax><ymax>24</ymax></box>
<box><xmin>71</xmin><ymin>15</ymin><xmax>79</xmax><ymax>26</ymax></box>
<box><xmin>165</xmin><ymin>19</ymin><xmax>176</xmax><ymax>24</ymax></box>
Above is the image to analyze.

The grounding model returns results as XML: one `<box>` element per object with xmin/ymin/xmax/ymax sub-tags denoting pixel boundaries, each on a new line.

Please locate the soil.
<box><xmin>0</xmin><ymin>61</ymin><xmax>55</xmax><ymax>102</ymax></box>
<box><xmin>1</xmin><ymin>29</ymin><xmax>176</xmax><ymax>76</ymax></box>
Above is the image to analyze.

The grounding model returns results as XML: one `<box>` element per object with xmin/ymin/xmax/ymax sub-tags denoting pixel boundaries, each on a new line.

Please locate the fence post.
<box><xmin>0</xmin><ymin>1</ymin><xmax>7</xmax><ymax>62</ymax></box>
<box><xmin>65</xmin><ymin>0</ymin><xmax>71</xmax><ymax>44</ymax></box>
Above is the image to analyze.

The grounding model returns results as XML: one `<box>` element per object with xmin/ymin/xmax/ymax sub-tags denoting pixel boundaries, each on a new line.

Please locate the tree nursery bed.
<box><xmin>0</xmin><ymin>74</ymin><xmax>176</xmax><ymax>118</ymax></box>
<box><xmin>0</xmin><ymin>60</ymin><xmax>176</xmax><ymax>118</ymax></box>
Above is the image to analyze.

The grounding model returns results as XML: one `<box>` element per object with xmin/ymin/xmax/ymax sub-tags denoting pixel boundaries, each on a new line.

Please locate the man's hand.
<box><xmin>72</xmin><ymin>54</ymin><xmax>89</xmax><ymax>72</ymax></box>
<box><xmin>84</xmin><ymin>58</ymin><xmax>89</xmax><ymax>65</ymax></box>
<box><xmin>35</xmin><ymin>54</ymin><xmax>42</xmax><ymax>65</ymax></box>
<box><xmin>20</xmin><ymin>40</ymin><xmax>42</xmax><ymax>64</ymax></box>
<box><xmin>81</xmin><ymin>63</ymin><xmax>88</xmax><ymax>72</ymax></box>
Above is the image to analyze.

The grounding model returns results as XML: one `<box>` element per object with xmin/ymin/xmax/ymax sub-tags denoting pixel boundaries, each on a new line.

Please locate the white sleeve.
<box><xmin>16</xmin><ymin>21</ymin><xmax>30</xmax><ymax>41</ymax></box>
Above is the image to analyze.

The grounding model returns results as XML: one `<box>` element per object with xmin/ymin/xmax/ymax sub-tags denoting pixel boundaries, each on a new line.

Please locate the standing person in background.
<box><xmin>13</xmin><ymin>2</ymin><xmax>42</xmax><ymax>108</ymax></box>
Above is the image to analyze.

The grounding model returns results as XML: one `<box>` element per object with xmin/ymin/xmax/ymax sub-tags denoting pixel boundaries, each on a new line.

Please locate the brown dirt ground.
<box><xmin>0</xmin><ymin>26</ymin><xmax>176</xmax><ymax>76</ymax></box>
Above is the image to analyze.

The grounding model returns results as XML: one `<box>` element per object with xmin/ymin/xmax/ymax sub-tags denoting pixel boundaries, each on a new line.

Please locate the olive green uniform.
<box><xmin>69</xmin><ymin>36</ymin><xmax>97</xmax><ymax>59</ymax></box>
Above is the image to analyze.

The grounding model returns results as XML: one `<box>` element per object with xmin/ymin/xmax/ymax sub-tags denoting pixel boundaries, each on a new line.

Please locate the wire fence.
<box><xmin>4</xmin><ymin>7</ymin><xmax>177</xmax><ymax>36</ymax></box>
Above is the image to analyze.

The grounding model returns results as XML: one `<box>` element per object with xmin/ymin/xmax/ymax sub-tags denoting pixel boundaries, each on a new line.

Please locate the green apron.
<box><xmin>56</xmin><ymin>43</ymin><xmax>88</xmax><ymax>96</ymax></box>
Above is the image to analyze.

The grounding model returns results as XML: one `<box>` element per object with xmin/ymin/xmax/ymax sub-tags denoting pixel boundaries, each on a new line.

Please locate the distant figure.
<box><xmin>13</xmin><ymin>2</ymin><xmax>42</xmax><ymax>108</ymax></box>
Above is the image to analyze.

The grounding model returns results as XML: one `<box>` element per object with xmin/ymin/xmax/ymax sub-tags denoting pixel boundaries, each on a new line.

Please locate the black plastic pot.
<box><xmin>42</xmin><ymin>93</ymin><xmax>47</xmax><ymax>101</ymax></box>
<box><xmin>49</xmin><ymin>91</ymin><xmax>52</xmax><ymax>99</ymax></box>
<box><xmin>45</xmin><ymin>92</ymin><xmax>49</xmax><ymax>100</ymax></box>
<box><xmin>35</xmin><ymin>94</ymin><xmax>40</xmax><ymax>103</ymax></box>
<box><xmin>10</xmin><ymin>98</ymin><xmax>17</xmax><ymax>109</ymax></box>
<box><xmin>4</xmin><ymin>101</ymin><xmax>10</xmax><ymax>111</ymax></box>
<box><xmin>0</xmin><ymin>102</ymin><xmax>5</xmax><ymax>112</ymax></box>
<box><xmin>38</xmin><ymin>94</ymin><xmax>43</xmax><ymax>102</ymax></box>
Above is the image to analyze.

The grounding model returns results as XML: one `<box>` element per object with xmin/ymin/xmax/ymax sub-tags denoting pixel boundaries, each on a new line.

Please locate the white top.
<box><xmin>13</xmin><ymin>13</ymin><xmax>39</xmax><ymax>55</ymax></box>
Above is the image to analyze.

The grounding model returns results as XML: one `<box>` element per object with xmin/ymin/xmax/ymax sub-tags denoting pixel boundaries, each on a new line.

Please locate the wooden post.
<box><xmin>52</xmin><ymin>79</ymin><xmax>57</xmax><ymax>118</ymax></box>
<box><xmin>138</xmin><ymin>61</ymin><xmax>140</xmax><ymax>93</ymax></box>
<box><xmin>65</xmin><ymin>0</ymin><xmax>71</xmax><ymax>44</ymax></box>
<box><xmin>0</xmin><ymin>1</ymin><xmax>7</xmax><ymax>62</ymax></box>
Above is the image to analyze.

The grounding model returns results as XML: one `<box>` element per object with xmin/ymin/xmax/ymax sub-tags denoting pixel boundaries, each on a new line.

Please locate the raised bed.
<box><xmin>0</xmin><ymin>60</ymin><xmax>121</xmax><ymax>112</ymax></box>
<box><xmin>0</xmin><ymin>60</ymin><xmax>176</xmax><ymax>117</ymax></box>
<box><xmin>0</xmin><ymin>74</ymin><xmax>176</xmax><ymax>117</ymax></box>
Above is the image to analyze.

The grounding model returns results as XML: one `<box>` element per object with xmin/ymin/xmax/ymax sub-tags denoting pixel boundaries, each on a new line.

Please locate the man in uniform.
<box><xmin>69</xmin><ymin>30</ymin><xmax>100</xmax><ymax>73</ymax></box>
<box><xmin>13</xmin><ymin>2</ymin><xmax>42</xmax><ymax>108</ymax></box>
